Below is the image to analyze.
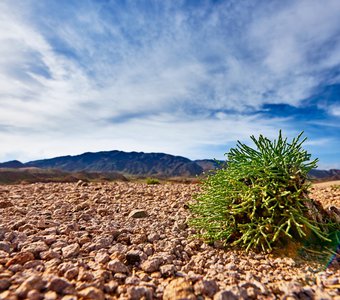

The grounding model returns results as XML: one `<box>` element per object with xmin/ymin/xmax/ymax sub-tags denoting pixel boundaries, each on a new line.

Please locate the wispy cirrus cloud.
<box><xmin>0</xmin><ymin>0</ymin><xmax>339</xmax><ymax>167</ymax></box>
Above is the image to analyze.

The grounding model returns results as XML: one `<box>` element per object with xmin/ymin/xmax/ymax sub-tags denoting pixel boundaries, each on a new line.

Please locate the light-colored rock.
<box><xmin>95</xmin><ymin>251</ymin><xmax>110</xmax><ymax>264</ymax></box>
<box><xmin>194</xmin><ymin>279</ymin><xmax>219</xmax><ymax>297</ymax></box>
<box><xmin>44</xmin><ymin>291</ymin><xmax>58</xmax><ymax>300</ymax></box>
<box><xmin>147</xmin><ymin>233</ymin><xmax>160</xmax><ymax>242</ymax></box>
<box><xmin>61</xmin><ymin>295</ymin><xmax>78</xmax><ymax>300</ymax></box>
<box><xmin>160</xmin><ymin>264</ymin><xmax>176</xmax><ymax>277</ymax></box>
<box><xmin>126</xmin><ymin>286</ymin><xmax>153</xmax><ymax>300</ymax></box>
<box><xmin>40</xmin><ymin>250</ymin><xmax>61</xmax><ymax>260</ymax></box>
<box><xmin>77</xmin><ymin>287</ymin><xmax>104</xmax><ymax>300</ymax></box>
<box><xmin>61</xmin><ymin>243</ymin><xmax>80</xmax><ymax>258</ymax></box>
<box><xmin>21</xmin><ymin>241</ymin><xmax>49</xmax><ymax>256</ymax></box>
<box><xmin>163</xmin><ymin>278</ymin><xmax>196</xmax><ymax>300</ymax></box>
<box><xmin>107</xmin><ymin>259</ymin><xmax>129</xmax><ymax>274</ymax></box>
<box><xmin>141</xmin><ymin>257</ymin><xmax>162</xmax><ymax>273</ymax></box>
<box><xmin>26</xmin><ymin>289</ymin><xmax>42</xmax><ymax>300</ymax></box>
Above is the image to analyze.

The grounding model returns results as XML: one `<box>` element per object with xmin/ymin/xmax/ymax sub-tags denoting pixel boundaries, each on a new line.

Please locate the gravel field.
<box><xmin>0</xmin><ymin>181</ymin><xmax>339</xmax><ymax>300</ymax></box>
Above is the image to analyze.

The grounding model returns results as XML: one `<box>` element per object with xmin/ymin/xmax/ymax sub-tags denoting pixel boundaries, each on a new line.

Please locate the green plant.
<box><xmin>189</xmin><ymin>131</ymin><xmax>338</xmax><ymax>252</ymax></box>
<box><xmin>146</xmin><ymin>177</ymin><xmax>160</xmax><ymax>185</ymax></box>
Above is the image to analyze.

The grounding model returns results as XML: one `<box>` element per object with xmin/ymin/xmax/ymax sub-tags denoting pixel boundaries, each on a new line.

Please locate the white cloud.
<box><xmin>0</xmin><ymin>0</ymin><xmax>339</xmax><ymax>167</ymax></box>
<box><xmin>328</xmin><ymin>104</ymin><xmax>340</xmax><ymax>117</ymax></box>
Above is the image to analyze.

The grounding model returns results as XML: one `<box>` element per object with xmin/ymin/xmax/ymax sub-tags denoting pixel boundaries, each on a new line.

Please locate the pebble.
<box><xmin>15</xmin><ymin>275</ymin><xmax>45</xmax><ymax>298</ymax></box>
<box><xmin>128</xmin><ymin>209</ymin><xmax>148</xmax><ymax>218</ymax></box>
<box><xmin>77</xmin><ymin>287</ymin><xmax>104</xmax><ymax>300</ymax></box>
<box><xmin>126</xmin><ymin>286</ymin><xmax>153</xmax><ymax>300</ymax></box>
<box><xmin>163</xmin><ymin>278</ymin><xmax>196</xmax><ymax>300</ymax></box>
<box><xmin>61</xmin><ymin>243</ymin><xmax>80</xmax><ymax>258</ymax></box>
<box><xmin>6</xmin><ymin>251</ymin><xmax>34</xmax><ymax>266</ymax></box>
<box><xmin>0</xmin><ymin>181</ymin><xmax>338</xmax><ymax>300</ymax></box>
<box><xmin>194</xmin><ymin>279</ymin><xmax>219</xmax><ymax>297</ymax></box>
<box><xmin>107</xmin><ymin>259</ymin><xmax>129</xmax><ymax>274</ymax></box>
<box><xmin>0</xmin><ymin>279</ymin><xmax>11</xmax><ymax>292</ymax></box>
<box><xmin>0</xmin><ymin>242</ymin><xmax>11</xmax><ymax>253</ymax></box>
<box><xmin>48</xmin><ymin>277</ymin><xmax>74</xmax><ymax>294</ymax></box>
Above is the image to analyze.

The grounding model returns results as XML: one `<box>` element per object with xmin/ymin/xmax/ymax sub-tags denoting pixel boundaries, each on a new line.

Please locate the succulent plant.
<box><xmin>189</xmin><ymin>131</ymin><xmax>339</xmax><ymax>252</ymax></box>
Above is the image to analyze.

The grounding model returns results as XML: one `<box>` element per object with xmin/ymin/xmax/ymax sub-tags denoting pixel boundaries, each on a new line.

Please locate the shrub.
<box><xmin>146</xmin><ymin>177</ymin><xmax>160</xmax><ymax>185</ymax></box>
<box><xmin>189</xmin><ymin>131</ymin><xmax>339</xmax><ymax>252</ymax></box>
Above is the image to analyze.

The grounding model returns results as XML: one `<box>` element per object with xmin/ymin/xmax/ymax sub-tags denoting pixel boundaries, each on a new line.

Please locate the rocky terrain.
<box><xmin>0</xmin><ymin>181</ymin><xmax>339</xmax><ymax>300</ymax></box>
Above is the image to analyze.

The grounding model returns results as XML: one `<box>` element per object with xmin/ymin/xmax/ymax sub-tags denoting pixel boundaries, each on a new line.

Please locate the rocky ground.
<box><xmin>0</xmin><ymin>181</ymin><xmax>339</xmax><ymax>300</ymax></box>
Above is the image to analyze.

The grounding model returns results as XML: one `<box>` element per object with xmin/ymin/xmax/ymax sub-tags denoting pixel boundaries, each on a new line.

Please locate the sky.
<box><xmin>0</xmin><ymin>0</ymin><xmax>339</xmax><ymax>169</ymax></box>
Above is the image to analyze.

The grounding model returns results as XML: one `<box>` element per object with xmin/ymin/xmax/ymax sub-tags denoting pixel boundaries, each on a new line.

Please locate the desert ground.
<box><xmin>0</xmin><ymin>180</ymin><xmax>339</xmax><ymax>300</ymax></box>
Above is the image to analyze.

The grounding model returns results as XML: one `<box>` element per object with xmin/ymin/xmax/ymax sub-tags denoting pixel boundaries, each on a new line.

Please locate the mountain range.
<box><xmin>0</xmin><ymin>150</ymin><xmax>339</xmax><ymax>182</ymax></box>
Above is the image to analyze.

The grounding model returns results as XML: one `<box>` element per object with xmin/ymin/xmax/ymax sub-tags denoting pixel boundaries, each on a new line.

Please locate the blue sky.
<box><xmin>0</xmin><ymin>0</ymin><xmax>339</xmax><ymax>168</ymax></box>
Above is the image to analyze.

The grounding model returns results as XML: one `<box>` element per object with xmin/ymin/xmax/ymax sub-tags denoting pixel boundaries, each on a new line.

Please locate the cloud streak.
<box><xmin>0</xmin><ymin>0</ymin><xmax>339</xmax><ymax>167</ymax></box>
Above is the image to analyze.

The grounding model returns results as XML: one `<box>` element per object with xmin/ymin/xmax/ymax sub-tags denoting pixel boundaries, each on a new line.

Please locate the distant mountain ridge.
<box><xmin>0</xmin><ymin>150</ymin><xmax>339</xmax><ymax>180</ymax></box>
<box><xmin>308</xmin><ymin>169</ymin><xmax>340</xmax><ymax>181</ymax></box>
<box><xmin>24</xmin><ymin>151</ymin><xmax>204</xmax><ymax>177</ymax></box>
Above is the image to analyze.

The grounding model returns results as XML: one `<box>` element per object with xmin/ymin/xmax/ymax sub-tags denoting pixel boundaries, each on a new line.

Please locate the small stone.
<box><xmin>173</xmin><ymin>221</ymin><xmax>187</xmax><ymax>230</ymax></box>
<box><xmin>128</xmin><ymin>209</ymin><xmax>148</xmax><ymax>218</ymax></box>
<box><xmin>107</xmin><ymin>259</ymin><xmax>129</xmax><ymax>274</ymax></box>
<box><xmin>141</xmin><ymin>257</ymin><xmax>162</xmax><ymax>273</ymax></box>
<box><xmin>44</xmin><ymin>291</ymin><xmax>58</xmax><ymax>300</ymax></box>
<box><xmin>143</xmin><ymin>244</ymin><xmax>154</xmax><ymax>256</ymax></box>
<box><xmin>147</xmin><ymin>233</ymin><xmax>160</xmax><ymax>242</ymax></box>
<box><xmin>21</xmin><ymin>241</ymin><xmax>49</xmax><ymax>257</ymax></box>
<box><xmin>0</xmin><ymin>279</ymin><xmax>11</xmax><ymax>292</ymax></box>
<box><xmin>0</xmin><ymin>242</ymin><xmax>11</xmax><ymax>254</ymax></box>
<box><xmin>130</xmin><ymin>233</ymin><xmax>147</xmax><ymax>244</ymax></box>
<box><xmin>113</xmin><ymin>273</ymin><xmax>127</xmax><ymax>283</ymax></box>
<box><xmin>282</xmin><ymin>257</ymin><xmax>296</xmax><ymax>267</ymax></box>
<box><xmin>27</xmin><ymin>289</ymin><xmax>42</xmax><ymax>300</ymax></box>
<box><xmin>61</xmin><ymin>243</ymin><xmax>80</xmax><ymax>258</ymax></box>
<box><xmin>163</xmin><ymin>278</ymin><xmax>196</xmax><ymax>300</ymax></box>
<box><xmin>213</xmin><ymin>290</ymin><xmax>238</xmax><ymax>300</ymax></box>
<box><xmin>103</xmin><ymin>281</ymin><xmax>118</xmax><ymax>294</ymax></box>
<box><xmin>126</xmin><ymin>286</ymin><xmax>153</xmax><ymax>300</ymax></box>
<box><xmin>77</xmin><ymin>287</ymin><xmax>104</xmax><ymax>300</ymax></box>
<box><xmin>77</xmin><ymin>269</ymin><xmax>94</xmax><ymax>282</ymax></box>
<box><xmin>194</xmin><ymin>279</ymin><xmax>219</xmax><ymax>297</ymax></box>
<box><xmin>23</xmin><ymin>260</ymin><xmax>45</xmax><ymax>271</ymax></box>
<box><xmin>225</xmin><ymin>263</ymin><xmax>236</xmax><ymax>270</ymax></box>
<box><xmin>125</xmin><ymin>276</ymin><xmax>140</xmax><ymax>285</ymax></box>
<box><xmin>40</xmin><ymin>250</ymin><xmax>61</xmax><ymax>260</ymax></box>
<box><xmin>15</xmin><ymin>275</ymin><xmax>45</xmax><ymax>298</ymax></box>
<box><xmin>0</xmin><ymin>250</ymin><xmax>9</xmax><ymax>258</ymax></box>
<box><xmin>8</xmin><ymin>264</ymin><xmax>22</xmax><ymax>273</ymax></box>
<box><xmin>61</xmin><ymin>295</ymin><xmax>78</xmax><ymax>300</ymax></box>
<box><xmin>160</xmin><ymin>264</ymin><xmax>176</xmax><ymax>277</ymax></box>
<box><xmin>6</xmin><ymin>251</ymin><xmax>34</xmax><ymax>266</ymax></box>
<box><xmin>95</xmin><ymin>252</ymin><xmax>110</xmax><ymax>264</ymax></box>
<box><xmin>48</xmin><ymin>277</ymin><xmax>74</xmax><ymax>294</ymax></box>
<box><xmin>64</xmin><ymin>268</ymin><xmax>79</xmax><ymax>280</ymax></box>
